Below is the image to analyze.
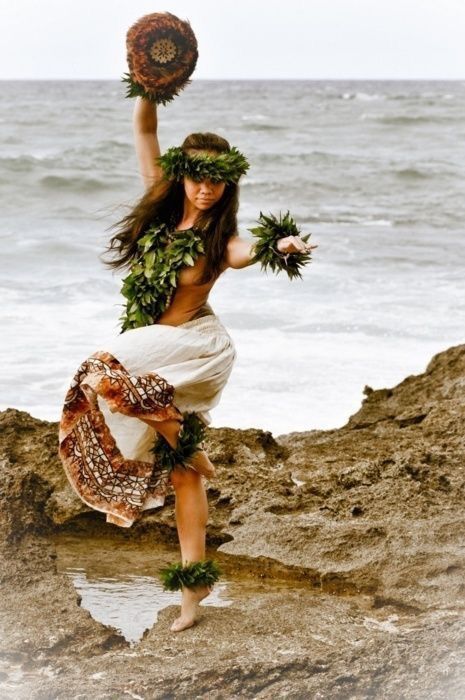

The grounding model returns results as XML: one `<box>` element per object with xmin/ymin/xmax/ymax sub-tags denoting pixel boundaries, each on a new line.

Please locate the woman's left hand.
<box><xmin>277</xmin><ymin>235</ymin><xmax>318</xmax><ymax>255</ymax></box>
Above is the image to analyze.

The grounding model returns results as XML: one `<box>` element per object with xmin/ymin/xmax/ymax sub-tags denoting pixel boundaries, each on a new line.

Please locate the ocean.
<box><xmin>1</xmin><ymin>79</ymin><xmax>464</xmax><ymax>435</ymax></box>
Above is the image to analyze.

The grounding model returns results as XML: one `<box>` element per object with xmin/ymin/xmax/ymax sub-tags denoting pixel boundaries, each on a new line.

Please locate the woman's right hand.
<box><xmin>277</xmin><ymin>235</ymin><xmax>318</xmax><ymax>255</ymax></box>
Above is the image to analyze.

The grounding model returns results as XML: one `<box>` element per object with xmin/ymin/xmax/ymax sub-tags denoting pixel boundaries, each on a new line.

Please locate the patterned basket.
<box><xmin>123</xmin><ymin>11</ymin><xmax>198</xmax><ymax>105</ymax></box>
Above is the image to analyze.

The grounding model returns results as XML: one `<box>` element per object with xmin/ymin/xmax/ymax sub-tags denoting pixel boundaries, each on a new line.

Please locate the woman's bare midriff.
<box><xmin>155</xmin><ymin>254</ymin><xmax>218</xmax><ymax>327</ymax></box>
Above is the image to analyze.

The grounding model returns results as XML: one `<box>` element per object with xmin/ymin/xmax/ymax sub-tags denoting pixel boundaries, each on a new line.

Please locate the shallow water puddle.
<box><xmin>52</xmin><ymin>534</ymin><xmax>234</xmax><ymax>644</ymax></box>
<box><xmin>64</xmin><ymin>568</ymin><xmax>232</xmax><ymax>644</ymax></box>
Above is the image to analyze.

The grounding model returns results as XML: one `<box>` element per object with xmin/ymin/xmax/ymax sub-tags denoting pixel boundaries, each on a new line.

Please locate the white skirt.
<box><xmin>58</xmin><ymin>314</ymin><xmax>236</xmax><ymax>528</ymax></box>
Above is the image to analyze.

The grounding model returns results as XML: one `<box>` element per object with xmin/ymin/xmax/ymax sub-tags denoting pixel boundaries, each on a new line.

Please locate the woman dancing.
<box><xmin>58</xmin><ymin>96</ymin><xmax>316</xmax><ymax>632</ymax></box>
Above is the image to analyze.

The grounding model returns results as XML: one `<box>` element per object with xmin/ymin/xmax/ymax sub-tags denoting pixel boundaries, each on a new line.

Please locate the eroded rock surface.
<box><xmin>1</xmin><ymin>344</ymin><xmax>464</xmax><ymax>698</ymax></box>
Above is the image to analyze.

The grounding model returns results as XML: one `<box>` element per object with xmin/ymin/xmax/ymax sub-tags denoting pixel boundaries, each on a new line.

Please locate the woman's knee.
<box><xmin>140</xmin><ymin>417</ymin><xmax>182</xmax><ymax>448</ymax></box>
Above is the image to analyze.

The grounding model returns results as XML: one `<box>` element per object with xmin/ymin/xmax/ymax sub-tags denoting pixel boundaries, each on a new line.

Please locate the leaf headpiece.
<box><xmin>157</xmin><ymin>146</ymin><xmax>250</xmax><ymax>184</ymax></box>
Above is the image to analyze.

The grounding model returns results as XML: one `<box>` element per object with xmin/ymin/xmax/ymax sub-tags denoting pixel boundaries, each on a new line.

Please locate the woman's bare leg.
<box><xmin>169</xmin><ymin>468</ymin><xmax>212</xmax><ymax>631</ymax></box>
<box><xmin>138</xmin><ymin>416</ymin><xmax>181</xmax><ymax>448</ymax></box>
<box><xmin>139</xmin><ymin>417</ymin><xmax>216</xmax><ymax>478</ymax></box>
<box><xmin>139</xmin><ymin>416</ymin><xmax>215</xmax><ymax>630</ymax></box>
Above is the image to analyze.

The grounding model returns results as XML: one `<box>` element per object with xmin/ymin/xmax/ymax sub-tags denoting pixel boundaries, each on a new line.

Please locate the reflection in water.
<box><xmin>53</xmin><ymin>535</ymin><xmax>232</xmax><ymax>644</ymax></box>
<box><xmin>64</xmin><ymin>568</ymin><xmax>231</xmax><ymax>644</ymax></box>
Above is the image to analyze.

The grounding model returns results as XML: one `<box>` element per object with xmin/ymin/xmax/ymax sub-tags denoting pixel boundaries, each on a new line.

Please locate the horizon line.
<box><xmin>0</xmin><ymin>77</ymin><xmax>464</xmax><ymax>82</ymax></box>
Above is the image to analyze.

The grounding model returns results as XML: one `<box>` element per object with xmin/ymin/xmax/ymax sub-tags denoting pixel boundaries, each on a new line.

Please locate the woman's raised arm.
<box><xmin>133</xmin><ymin>96</ymin><xmax>164</xmax><ymax>190</ymax></box>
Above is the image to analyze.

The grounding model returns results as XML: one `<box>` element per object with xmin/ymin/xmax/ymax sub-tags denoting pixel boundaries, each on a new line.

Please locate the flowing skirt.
<box><xmin>58</xmin><ymin>314</ymin><xmax>236</xmax><ymax>528</ymax></box>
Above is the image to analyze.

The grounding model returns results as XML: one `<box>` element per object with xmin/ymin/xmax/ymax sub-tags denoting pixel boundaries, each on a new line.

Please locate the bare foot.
<box><xmin>170</xmin><ymin>585</ymin><xmax>212</xmax><ymax>632</ymax></box>
<box><xmin>187</xmin><ymin>449</ymin><xmax>216</xmax><ymax>479</ymax></box>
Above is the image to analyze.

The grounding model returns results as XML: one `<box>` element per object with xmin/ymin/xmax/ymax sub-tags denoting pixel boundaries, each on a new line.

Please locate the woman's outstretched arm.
<box><xmin>224</xmin><ymin>234</ymin><xmax>317</xmax><ymax>270</ymax></box>
<box><xmin>133</xmin><ymin>96</ymin><xmax>164</xmax><ymax>189</ymax></box>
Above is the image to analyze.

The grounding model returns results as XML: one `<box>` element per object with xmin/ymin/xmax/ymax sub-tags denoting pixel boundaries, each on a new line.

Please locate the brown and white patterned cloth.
<box><xmin>58</xmin><ymin>314</ymin><xmax>236</xmax><ymax>528</ymax></box>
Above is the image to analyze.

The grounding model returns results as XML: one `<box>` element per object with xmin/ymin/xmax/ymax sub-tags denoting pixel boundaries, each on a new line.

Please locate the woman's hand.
<box><xmin>276</xmin><ymin>235</ymin><xmax>318</xmax><ymax>255</ymax></box>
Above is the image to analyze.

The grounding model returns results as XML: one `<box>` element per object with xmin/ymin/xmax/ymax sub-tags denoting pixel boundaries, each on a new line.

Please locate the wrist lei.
<box><xmin>118</xmin><ymin>220</ymin><xmax>205</xmax><ymax>333</ymax></box>
<box><xmin>248</xmin><ymin>211</ymin><xmax>313</xmax><ymax>280</ymax></box>
<box><xmin>157</xmin><ymin>146</ymin><xmax>250</xmax><ymax>184</ymax></box>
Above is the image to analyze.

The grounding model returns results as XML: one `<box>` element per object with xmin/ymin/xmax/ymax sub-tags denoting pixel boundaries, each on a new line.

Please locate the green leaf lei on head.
<box><xmin>118</xmin><ymin>221</ymin><xmax>205</xmax><ymax>333</ymax></box>
<box><xmin>157</xmin><ymin>146</ymin><xmax>250</xmax><ymax>184</ymax></box>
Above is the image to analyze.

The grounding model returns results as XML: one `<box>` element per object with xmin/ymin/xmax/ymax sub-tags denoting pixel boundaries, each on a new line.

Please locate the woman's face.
<box><xmin>183</xmin><ymin>176</ymin><xmax>226</xmax><ymax>211</ymax></box>
<box><xmin>182</xmin><ymin>149</ymin><xmax>226</xmax><ymax>211</ymax></box>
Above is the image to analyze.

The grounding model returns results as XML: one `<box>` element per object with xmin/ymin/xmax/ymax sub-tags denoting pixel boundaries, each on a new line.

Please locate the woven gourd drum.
<box><xmin>123</xmin><ymin>11</ymin><xmax>198</xmax><ymax>104</ymax></box>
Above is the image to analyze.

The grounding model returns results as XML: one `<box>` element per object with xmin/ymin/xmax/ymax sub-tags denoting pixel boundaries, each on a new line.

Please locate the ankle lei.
<box><xmin>119</xmin><ymin>221</ymin><xmax>205</xmax><ymax>333</ymax></box>
<box><xmin>159</xmin><ymin>559</ymin><xmax>222</xmax><ymax>591</ymax></box>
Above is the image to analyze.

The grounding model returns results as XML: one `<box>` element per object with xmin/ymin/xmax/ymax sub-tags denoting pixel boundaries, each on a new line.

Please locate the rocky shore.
<box><xmin>1</xmin><ymin>344</ymin><xmax>464</xmax><ymax>699</ymax></box>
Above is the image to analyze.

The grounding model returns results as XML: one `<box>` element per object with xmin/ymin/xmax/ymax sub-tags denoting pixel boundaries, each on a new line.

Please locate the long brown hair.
<box><xmin>100</xmin><ymin>132</ymin><xmax>240</xmax><ymax>284</ymax></box>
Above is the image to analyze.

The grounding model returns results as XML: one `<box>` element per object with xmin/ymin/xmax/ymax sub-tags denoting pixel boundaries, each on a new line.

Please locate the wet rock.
<box><xmin>1</xmin><ymin>343</ymin><xmax>465</xmax><ymax>697</ymax></box>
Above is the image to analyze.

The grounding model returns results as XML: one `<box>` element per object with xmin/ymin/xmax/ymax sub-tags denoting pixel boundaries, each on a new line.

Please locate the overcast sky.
<box><xmin>1</xmin><ymin>0</ymin><xmax>465</xmax><ymax>80</ymax></box>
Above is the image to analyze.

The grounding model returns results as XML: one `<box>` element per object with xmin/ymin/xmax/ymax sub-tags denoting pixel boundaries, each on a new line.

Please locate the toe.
<box><xmin>170</xmin><ymin>617</ymin><xmax>195</xmax><ymax>632</ymax></box>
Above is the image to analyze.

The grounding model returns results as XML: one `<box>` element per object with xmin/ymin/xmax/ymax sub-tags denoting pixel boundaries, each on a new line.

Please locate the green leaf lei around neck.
<box><xmin>118</xmin><ymin>221</ymin><xmax>205</xmax><ymax>333</ymax></box>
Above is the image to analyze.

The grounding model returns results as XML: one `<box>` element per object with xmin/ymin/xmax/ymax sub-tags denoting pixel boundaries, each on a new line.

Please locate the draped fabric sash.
<box><xmin>58</xmin><ymin>315</ymin><xmax>236</xmax><ymax>527</ymax></box>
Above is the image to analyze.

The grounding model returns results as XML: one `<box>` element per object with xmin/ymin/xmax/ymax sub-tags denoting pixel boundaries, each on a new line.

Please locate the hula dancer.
<box><xmin>58</xmin><ymin>13</ymin><xmax>317</xmax><ymax>633</ymax></box>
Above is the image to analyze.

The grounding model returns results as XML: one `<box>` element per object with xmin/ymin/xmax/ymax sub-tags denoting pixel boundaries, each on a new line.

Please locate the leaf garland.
<box><xmin>157</xmin><ymin>146</ymin><xmax>250</xmax><ymax>184</ymax></box>
<box><xmin>119</xmin><ymin>221</ymin><xmax>205</xmax><ymax>333</ymax></box>
<box><xmin>159</xmin><ymin>559</ymin><xmax>222</xmax><ymax>591</ymax></box>
<box><xmin>122</xmin><ymin>72</ymin><xmax>190</xmax><ymax>106</ymax></box>
<box><xmin>150</xmin><ymin>411</ymin><xmax>207</xmax><ymax>473</ymax></box>
<box><xmin>118</xmin><ymin>212</ymin><xmax>311</xmax><ymax>333</ymax></box>
<box><xmin>248</xmin><ymin>211</ymin><xmax>313</xmax><ymax>280</ymax></box>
